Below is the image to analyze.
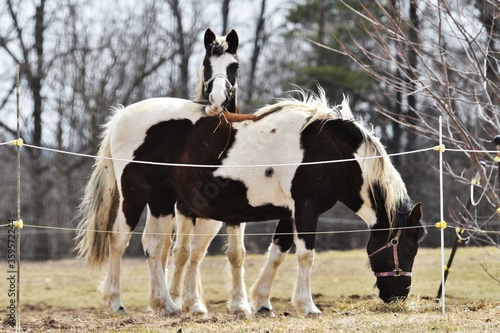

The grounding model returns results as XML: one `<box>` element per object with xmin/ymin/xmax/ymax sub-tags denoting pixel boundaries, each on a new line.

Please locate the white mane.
<box><xmin>256</xmin><ymin>87</ymin><xmax>409</xmax><ymax>227</ymax></box>
<box><xmin>195</xmin><ymin>65</ymin><xmax>206</xmax><ymax>101</ymax></box>
<box><xmin>357</xmin><ymin>129</ymin><xmax>409</xmax><ymax>228</ymax></box>
<box><xmin>255</xmin><ymin>87</ymin><xmax>354</xmax><ymax>129</ymax></box>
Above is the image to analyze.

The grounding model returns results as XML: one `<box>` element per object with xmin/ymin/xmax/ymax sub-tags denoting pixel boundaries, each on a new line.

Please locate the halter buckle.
<box><xmin>369</xmin><ymin>229</ymin><xmax>411</xmax><ymax>278</ymax></box>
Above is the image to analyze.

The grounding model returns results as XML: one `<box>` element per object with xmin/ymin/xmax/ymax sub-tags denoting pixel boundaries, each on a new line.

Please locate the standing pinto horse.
<box><xmin>168</xmin><ymin>30</ymin><xmax>250</xmax><ymax>316</ymax></box>
<box><xmin>77</xmin><ymin>87</ymin><xmax>426</xmax><ymax>316</ymax></box>
<box><xmin>75</xmin><ymin>28</ymin><xmax>241</xmax><ymax>316</ymax></box>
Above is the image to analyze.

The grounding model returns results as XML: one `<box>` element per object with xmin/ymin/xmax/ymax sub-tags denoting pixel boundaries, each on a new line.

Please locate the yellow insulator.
<box><xmin>435</xmin><ymin>221</ymin><xmax>447</xmax><ymax>230</ymax></box>
<box><xmin>13</xmin><ymin>219</ymin><xmax>23</xmax><ymax>229</ymax></box>
<box><xmin>10</xmin><ymin>138</ymin><xmax>24</xmax><ymax>147</ymax></box>
<box><xmin>433</xmin><ymin>145</ymin><xmax>446</xmax><ymax>153</ymax></box>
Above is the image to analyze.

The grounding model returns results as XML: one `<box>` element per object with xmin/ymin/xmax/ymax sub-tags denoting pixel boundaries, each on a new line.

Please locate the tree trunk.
<box><xmin>31</xmin><ymin>0</ymin><xmax>45</xmax><ymax>150</ymax></box>
<box><xmin>407</xmin><ymin>0</ymin><xmax>419</xmax><ymax>127</ymax></box>
<box><xmin>222</xmin><ymin>0</ymin><xmax>231</xmax><ymax>34</ymax></box>
<box><xmin>245</xmin><ymin>0</ymin><xmax>266</xmax><ymax>106</ymax></box>
<box><xmin>169</xmin><ymin>0</ymin><xmax>189</xmax><ymax>98</ymax></box>
<box><xmin>482</xmin><ymin>0</ymin><xmax>500</xmax><ymax>118</ymax></box>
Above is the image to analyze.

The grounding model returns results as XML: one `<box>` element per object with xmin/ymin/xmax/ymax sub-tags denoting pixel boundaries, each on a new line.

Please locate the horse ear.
<box><xmin>408</xmin><ymin>202</ymin><xmax>427</xmax><ymax>242</ymax></box>
<box><xmin>409</xmin><ymin>202</ymin><xmax>423</xmax><ymax>225</ymax></box>
<box><xmin>204</xmin><ymin>28</ymin><xmax>216</xmax><ymax>51</ymax></box>
<box><xmin>226</xmin><ymin>29</ymin><xmax>239</xmax><ymax>54</ymax></box>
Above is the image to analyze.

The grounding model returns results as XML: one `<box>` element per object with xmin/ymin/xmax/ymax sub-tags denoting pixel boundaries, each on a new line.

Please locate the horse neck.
<box><xmin>226</xmin><ymin>95</ymin><xmax>239</xmax><ymax>114</ymax></box>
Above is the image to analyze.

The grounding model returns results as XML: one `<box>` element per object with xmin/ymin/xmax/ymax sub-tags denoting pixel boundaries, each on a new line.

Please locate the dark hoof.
<box><xmin>116</xmin><ymin>306</ymin><xmax>129</xmax><ymax>315</ymax></box>
<box><xmin>256</xmin><ymin>307</ymin><xmax>275</xmax><ymax>317</ymax></box>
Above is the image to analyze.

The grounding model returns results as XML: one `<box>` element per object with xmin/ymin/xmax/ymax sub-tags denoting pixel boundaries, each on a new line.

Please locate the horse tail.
<box><xmin>75</xmin><ymin>108</ymin><xmax>121</xmax><ymax>268</ymax></box>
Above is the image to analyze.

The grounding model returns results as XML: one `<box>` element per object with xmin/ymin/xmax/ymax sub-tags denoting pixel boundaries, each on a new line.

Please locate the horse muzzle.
<box><xmin>205</xmin><ymin>104</ymin><xmax>223</xmax><ymax>116</ymax></box>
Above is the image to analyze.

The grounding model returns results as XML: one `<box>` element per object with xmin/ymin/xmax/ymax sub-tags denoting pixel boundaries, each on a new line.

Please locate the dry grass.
<box><xmin>1</xmin><ymin>247</ymin><xmax>499</xmax><ymax>332</ymax></box>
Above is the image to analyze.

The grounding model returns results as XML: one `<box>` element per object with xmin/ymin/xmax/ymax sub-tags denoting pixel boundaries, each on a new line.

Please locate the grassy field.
<box><xmin>1</xmin><ymin>247</ymin><xmax>499</xmax><ymax>332</ymax></box>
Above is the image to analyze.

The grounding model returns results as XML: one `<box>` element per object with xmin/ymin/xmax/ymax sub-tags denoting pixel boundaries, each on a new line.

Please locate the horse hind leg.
<box><xmin>178</xmin><ymin>218</ymin><xmax>222</xmax><ymax>316</ymax></box>
<box><xmin>161</xmin><ymin>218</ymin><xmax>175</xmax><ymax>273</ymax></box>
<box><xmin>226</xmin><ymin>223</ymin><xmax>251</xmax><ymax>316</ymax></box>
<box><xmin>142</xmin><ymin>209</ymin><xmax>180</xmax><ymax>316</ymax></box>
<box><xmin>98</xmin><ymin>206</ymin><xmax>132</xmax><ymax>313</ymax></box>
<box><xmin>168</xmin><ymin>206</ymin><xmax>195</xmax><ymax>310</ymax></box>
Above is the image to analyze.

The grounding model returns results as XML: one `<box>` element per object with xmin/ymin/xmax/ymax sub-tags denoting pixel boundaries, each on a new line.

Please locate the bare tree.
<box><xmin>0</xmin><ymin>0</ymin><xmax>207</xmax><ymax>259</ymax></box>
<box><xmin>0</xmin><ymin>0</ymin><xmax>50</xmax><ymax>241</ymax></box>
<box><xmin>335</xmin><ymin>1</ymin><xmax>499</xmax><ymax>249</ymax></box>
<box><xmin>243</xmin><ymin>0</ymin><xmax>270</xmax><ymax>106</ymax></box>
<box><xmin>167</xmin><ymin>0</ymin><xmax>207</xmax><ymax>99</ymax></box>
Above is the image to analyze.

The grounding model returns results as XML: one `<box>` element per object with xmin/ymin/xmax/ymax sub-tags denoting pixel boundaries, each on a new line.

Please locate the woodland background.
<box><xmin>0</xmin><ymin>0</ymin><xmax>499</xmax><ymax>259</ymax></box>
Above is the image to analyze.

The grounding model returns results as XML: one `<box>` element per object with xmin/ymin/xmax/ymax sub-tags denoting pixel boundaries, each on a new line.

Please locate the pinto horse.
<box><xmin>168</xmin><ymin>29</ymin><xmax>250</xmax><ymax>316</ymax></box>
<box><xmin>76</xmin><ymin>87</ymin><xmax>426</xmax><ymax>316</ymax></box>
<box><xmin>75</xmin><ymin>28</ymin><xmax>243</xmax><ymax>316</ymax></box>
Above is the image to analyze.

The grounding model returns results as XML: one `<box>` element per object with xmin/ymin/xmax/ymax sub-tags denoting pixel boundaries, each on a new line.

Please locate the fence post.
<box><xmin>15</xmin><ymin>64</ymin><xmax>22</xmax><ymax>332</ymax></box>
<box><xmin>437</xmin><ymin>116</ymin><xmax>446</xmax><ymax>314</ymax></box>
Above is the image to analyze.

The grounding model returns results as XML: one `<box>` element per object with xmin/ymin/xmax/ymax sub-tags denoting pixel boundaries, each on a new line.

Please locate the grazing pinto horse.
<box><xmin>75</xmin><ymin>28</ymin><xmax>241</xmax><ymax>316</ymax></box>
<box><xmin>77</xmin><ymin>87</ymin><xmax>426</xmax><ymax>316</ymax></box>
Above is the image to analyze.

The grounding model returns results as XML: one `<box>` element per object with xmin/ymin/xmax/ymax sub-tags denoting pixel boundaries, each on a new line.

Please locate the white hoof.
<box><xmin>300</xmin><ymin>304</ymin><xmax>321</xmax><ymax>316</ymax></box>
<box><xmin>227</xmin><ymin>300</ymin><xmax>252</xmax><ymax>316</ymax></box>
<box><xmin>150</xmin><ymin>297</ymin><xmax>182</xmax><ymax>317</ymax></box>
<box><xmin>188</xmin><ymin>302</ymin><xmax>208</xmax><ymax>317</ymax></box>
<box><xmin>100</xmin><ymin>291</ymin><xmax>125</xmax><ymax>313</ymax></box>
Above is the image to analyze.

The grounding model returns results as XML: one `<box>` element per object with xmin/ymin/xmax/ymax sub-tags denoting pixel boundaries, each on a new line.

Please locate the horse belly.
<box><xmin>193</xmin><ymin>188</ymin><xmax>292</xmax><ymax>223</ymax></box>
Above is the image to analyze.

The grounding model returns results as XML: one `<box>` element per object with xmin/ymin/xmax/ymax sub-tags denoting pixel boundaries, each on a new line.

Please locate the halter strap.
<box><xmin>368</xmin><ymin>229</ymin><xmax>412</xmax><ymax>278</ymax></box>
<box><xmin>203</xmin><ymin>73</ymin><xmax>236</xmax><ymax>95</ymax></box>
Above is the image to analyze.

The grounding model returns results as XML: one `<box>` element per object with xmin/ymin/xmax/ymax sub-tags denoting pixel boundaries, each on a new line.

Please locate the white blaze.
<box><xmin>206</xmin><ymin>53</ymin><xmax>237</xmax><ymax>115</ymax></box>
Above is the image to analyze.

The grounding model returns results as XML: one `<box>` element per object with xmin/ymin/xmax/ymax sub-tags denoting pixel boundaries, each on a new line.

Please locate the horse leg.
<box><xmin>168</xmin><ymin>206</ymin><xmax>194</xmax><ymax>309</ymax></box>
<box><xmin>142</xmin><ymin>209</ymin><xmax>180</xmax><ymax>316</ymax></box>
<box><xmin>98</xmin><ymin>206</ymin><xmax>132</xmax><ymax>313</ymax></box>
<box><xmin>249</xmin><ymin>218</ymin><xmax>294</xmax><ymax>315</ymax></box>
<box><xmin>292</xmin><ymin>207</ymin><xmax>321</xmax><ymax>315</ymax></box>
<box><xmin>182</xmin><ymin>218</ymin><xmax>222</xmax><ymax>316</ymax></box>
<box><xmin>226</xmin><ymin>223</ymin><xmax>251</xmax><ymax>316</ymax></box>
<box><xmin>161</xmin><ymin>217</ymin><xmax>175</xmax><ymax>273</ymax></box>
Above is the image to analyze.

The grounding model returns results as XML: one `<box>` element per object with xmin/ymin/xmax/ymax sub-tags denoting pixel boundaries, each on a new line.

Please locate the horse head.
<box><xmin>198</xmin><ymin>28</ymin><xmax>239</xmax><ymax>115</ymax></box>
<box><xmin>367</xmin><ymin>201</ymin><xmax>426</xmax><ymax>303</ymax></box>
